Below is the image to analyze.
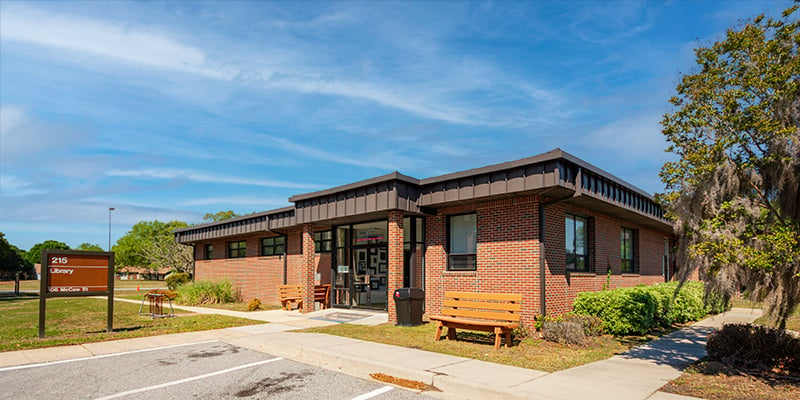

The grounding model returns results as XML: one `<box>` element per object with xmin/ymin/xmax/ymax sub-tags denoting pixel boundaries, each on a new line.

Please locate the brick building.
<box><xmin>174</xmin><ymin>149</ymin><xmax>674</xmax><ymax>325</ymax></box>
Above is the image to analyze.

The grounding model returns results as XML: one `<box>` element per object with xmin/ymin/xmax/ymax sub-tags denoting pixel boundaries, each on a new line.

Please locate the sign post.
<box><xmin>39</xmin><ymin>250</ymin><xmax>115</xmax><ymax>338</ymax></box>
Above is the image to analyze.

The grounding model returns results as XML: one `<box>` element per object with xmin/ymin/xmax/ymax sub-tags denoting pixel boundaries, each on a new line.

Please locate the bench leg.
<box><xmin>504</xmin><ymin>328</ymin><xmax>512</xmax><ymax>348</ymax></box>
<box><xmin>494</xmin><ymin>327</ymin><xmax>503</xmax><ymax>350</ymax></box>
<box><xmin>434</xmin><ymin>321</ymin><xmax>444</xmax><ymax>341</ymax></box>
<box><xmin>447</xmin><ymin>327</ymin><xmax>456</xmax><ymax>341</ymax></box>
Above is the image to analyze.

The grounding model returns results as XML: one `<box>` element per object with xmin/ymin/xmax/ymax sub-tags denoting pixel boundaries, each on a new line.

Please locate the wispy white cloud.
<box><xmin>0</xmin><ymin>5</ymin><xmax>565</xmax><ymax>129</ymax></box>
<box><xmin>105</xmin><ymin>168</ymin><xmax>324</xmax><ymax>190</ymax></box>
<box><xmin>0</xmin><ymin>105</ymin><xmax>93</xmax><ymax>163</ymax></box>
<box><xmin>0</xmin><ymin>174</ymin><xmax>46</xmax><ymax>196</ymax></box>
<box><xmin>0</xmin><ymin>6</ymin><xmax>231</xmax><ymax>79</ymax></box>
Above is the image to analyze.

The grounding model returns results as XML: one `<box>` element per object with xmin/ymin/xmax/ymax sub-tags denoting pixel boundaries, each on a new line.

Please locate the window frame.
<box><xmin>227</xmin><ymin>240</ymin><xmax>247</xmax><ymax>258</ymax></box>
<box><xmin>621</xmin><ymin>227</ymin><xmax>637</xmax><ymax>274</ymax></box>
<box><xmin>565</xmin><ymin>213</ymin><xmax>591</xmax><ymax>272</ymax></box>
<box><xmin>314</xmin><ymin>231</ymin><xmax>332</xmax><ymax>253</ymax></box>
<box><xmin>446</xmin><ymin>213</ymin><xmax>477</xmax><ymax>271</ymax></box>
<box><xmin>260</xmin><ymin>236</ymin><xmax>285</xmax><ymax>256</ymax></box>
<box><xmin>204</xmin><ymin>244</ymin><xmax>213</xmax><ymax>260</ymax></box>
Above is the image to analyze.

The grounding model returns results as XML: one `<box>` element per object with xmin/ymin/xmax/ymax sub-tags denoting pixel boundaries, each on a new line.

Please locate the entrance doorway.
<box><xmin>332</xmin><ymin>221</ymin><xmax>389</xmax><ymax>310</ymax></box>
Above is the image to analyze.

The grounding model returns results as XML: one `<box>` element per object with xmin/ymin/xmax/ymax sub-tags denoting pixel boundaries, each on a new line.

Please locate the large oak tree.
<box><xmin>113</xmin><ymin>220</ymin><xmax>193</xmax><ymax>274</ymax></box>
<box><xmin>660</xmin><ymin>5</ymin><xmax>799</xmax><ymax>328</ymax></box>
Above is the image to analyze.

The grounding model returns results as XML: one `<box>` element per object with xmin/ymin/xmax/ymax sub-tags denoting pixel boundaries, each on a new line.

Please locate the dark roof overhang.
<box><xmin>174</xmin><ymin>206</ymin><xmax>296</xmax><ymax>244</ymax></box>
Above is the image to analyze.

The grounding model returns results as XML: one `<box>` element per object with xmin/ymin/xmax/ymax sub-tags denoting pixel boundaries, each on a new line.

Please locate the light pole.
<box><xmin>108</xmin><ymin>207</ymin><xmax>115</xmax><ymax>251</ymax></box>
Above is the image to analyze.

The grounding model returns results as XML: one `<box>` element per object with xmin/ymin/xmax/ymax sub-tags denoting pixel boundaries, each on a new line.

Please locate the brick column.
<box><xmin>301</xmin><ymin>224</ymin><xmax>315</xmax><ymax>313</ymax></box>
<box><xmin>387</xmin><ymin>211</ymin><xmax>403</xmax><ymax>324</ymax></box>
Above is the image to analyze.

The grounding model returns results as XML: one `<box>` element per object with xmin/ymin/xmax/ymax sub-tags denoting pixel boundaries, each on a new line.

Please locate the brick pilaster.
<box><xmin>387</xmin><ymin>211</ymin><xmax>403</xmax><ymax>323</ymax></box>
<box><xmin>301</xmin><ymin>224</ymin><xmax>315</xmax><ymax>313</ymax></box>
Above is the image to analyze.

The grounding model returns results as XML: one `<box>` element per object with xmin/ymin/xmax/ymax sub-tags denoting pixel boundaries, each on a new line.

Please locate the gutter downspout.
<box><xmin>283</xmin><ymin>233</ymin><xmax>288</xmax><ymax>284</ymax></box>
<box><xmin>539</xmin><ymin>167</ymin><xmax>582</xmax><ymax>317</ymax></box>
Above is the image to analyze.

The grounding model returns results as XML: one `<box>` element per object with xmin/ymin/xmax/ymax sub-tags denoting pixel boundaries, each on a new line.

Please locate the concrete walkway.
<box><xmin>0</xmin><ymin>305</ymin><xmax>763</xmax><ymax>400</ymax></box>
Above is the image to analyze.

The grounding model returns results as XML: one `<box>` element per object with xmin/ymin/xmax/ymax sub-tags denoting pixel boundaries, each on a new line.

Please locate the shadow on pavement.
<box><xmin>620</xmin><ymin>325</ymin><xmax>715</xmax><ymax>368</ymax></box>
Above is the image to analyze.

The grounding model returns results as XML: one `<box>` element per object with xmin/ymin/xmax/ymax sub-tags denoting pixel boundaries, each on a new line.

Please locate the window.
<box><xmin>621</xmin><ymin>228</ymin><xmax>637</xmax><ymax>273</ymax></box>
<box><xmin>565</xmin><ymin>214</ymin><xmax>590</xmax><ymax>272</ymax></box>
<box><xmin>314</xmin><ymin>231</ymin><xmax>332</xmax><ymax>252</ymax></box>
<box><xmin>261</xmin><ymin>236</ymin><xmax>285</xmax><ymax>256</ymax></box>
<box><xmin>448</xmin><ymin>213</ymin><xmax>477</xmax><ymax>271</ymax></box>
<box><xmin>204</xmin><ymin>244</ymin><xmax>213</xmax><ymax>260</ymax></box>
<box><xmin>227</xmin><ymin>240</ymin><xmax>246</xmax><ymax>258</ymax></box>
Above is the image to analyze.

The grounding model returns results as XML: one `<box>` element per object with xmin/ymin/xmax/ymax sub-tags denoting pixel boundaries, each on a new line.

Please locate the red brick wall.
<box><xmin>192</xmin><ymin>229</ymin><xmax>332</xmax><ymax>307</ymax></box>
<box><xmin>387</xmin><ymin>211</ymin><xmax>404</xmax><ymax>323</ymax></box>
<box><xmin>193</xmin><ymin>233</ymin><xmax>284</xmax><ymax>304</ymax></box>
<box><xmin>424</xmin><ymin>195</ymin><xmax>670</xmax><ymax>326</ymax></box>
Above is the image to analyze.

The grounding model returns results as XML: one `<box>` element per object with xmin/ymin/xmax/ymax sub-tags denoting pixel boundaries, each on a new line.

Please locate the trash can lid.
<box><xmin>394</xmin><ymin>287</ymin><xmax>424</xmax><ymax>299</ymax></box>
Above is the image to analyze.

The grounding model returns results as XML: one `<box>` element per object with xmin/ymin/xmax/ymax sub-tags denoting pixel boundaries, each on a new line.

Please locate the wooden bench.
<box><xmin>278</xmin><ymin>284</ymin><xmax>303</xmax><ymax>310</ymax></box>
<box><xmin>279</xmin><ymin>284</ymin><xmax>331</xmax><ymax>311</ymax></box>
<box><xmin>314</xmin><ymin>284</ymin><xmax>331</xmax><ymax>309</ymax></box>
<box><xmin>428</xmin><ymin>291</ymin><xmax>522</xmax><ymax>350</ymax></box>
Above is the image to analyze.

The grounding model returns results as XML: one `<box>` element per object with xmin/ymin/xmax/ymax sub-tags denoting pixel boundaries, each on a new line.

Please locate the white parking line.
<box><xmin>351</xmin><ymin>385</ymin><xmax>394</xmax><ymax>400</ymax></box>
<box><xmin>0</xmin><ymin>340</ymin><xmax>220</xmax><ymax>373</ymax></box>
<box><xmin>93</xmin><ymin>357</ymin><xmax>283</xmax><ymax>400</ymax></box>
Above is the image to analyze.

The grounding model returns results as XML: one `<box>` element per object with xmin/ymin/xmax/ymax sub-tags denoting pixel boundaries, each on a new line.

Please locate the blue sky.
<box><xmin>0</xmin><ymin>1</ymin><xmax>791</xmax><ymax>251</ymax></box>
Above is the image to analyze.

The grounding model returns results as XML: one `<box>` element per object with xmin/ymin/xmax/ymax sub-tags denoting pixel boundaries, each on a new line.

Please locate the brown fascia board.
<box><xmin>288</xmin><ymin>171</ymin><xmax>420</xmax><ymax>202</ymax></box>
<box><xmin>420</xmin><ymin>148</ymin><xmax>656</xmax><ymax>200</ymax></box>
<box><xmin>172</xmin><ymin>205</ymin><xmax>295</xmax><ymax>234</ymax></box>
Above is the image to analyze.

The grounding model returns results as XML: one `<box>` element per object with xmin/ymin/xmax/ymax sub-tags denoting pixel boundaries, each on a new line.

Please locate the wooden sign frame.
<box><xmin>39</xmin><ymin>250</ymin><xmax>115</xmax><ymax>338</ymax></box>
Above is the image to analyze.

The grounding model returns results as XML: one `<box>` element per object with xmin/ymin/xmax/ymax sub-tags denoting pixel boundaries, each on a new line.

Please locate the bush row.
<box><xmin>572</xmin><ymin>281</ymin><xmax>728</xmax><ymax>335</ymax></box>
<box><xmin>174</xmin><ymin>279</ymin><xmax>239</xmax><ymax>305</ymax></box>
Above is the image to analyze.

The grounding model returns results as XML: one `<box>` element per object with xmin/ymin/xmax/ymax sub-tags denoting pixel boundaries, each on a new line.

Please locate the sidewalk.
<box><xmin>0</xmin><ymin>306</ymin><xmax>763</xmax><ymax>400</ymax></box>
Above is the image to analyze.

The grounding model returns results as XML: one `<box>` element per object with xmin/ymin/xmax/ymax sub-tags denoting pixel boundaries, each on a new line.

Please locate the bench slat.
<box><xmin>441</xmin><ymin>307</ymin><xmax>521</xmax><ymax>322</ymax></box>
<box><xmin>445</xmin><ymin>291</ymin><xmax>522</xmax><ymax>302</ymax></box>
<box><xmin>442</xmin><ymin>299</ymin><xmax>521</xmax><ymax>312</ymax></box>
<box><xmin>429</xmin><ymin>315</ymin><xmax>519</xmax><ymax>329</ymax></box>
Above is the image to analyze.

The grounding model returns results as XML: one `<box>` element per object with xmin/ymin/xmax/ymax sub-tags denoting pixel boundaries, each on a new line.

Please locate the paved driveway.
<box><xmin>0</xmin><ymin>341</ymin><xmax>433</xmax><ymax>400</ymax></box>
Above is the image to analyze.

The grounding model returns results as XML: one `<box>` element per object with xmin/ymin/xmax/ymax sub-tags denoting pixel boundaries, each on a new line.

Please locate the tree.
<box><xmin>75</xmin><ymin>243</ymin><xmax>103</xmax><ymax>252</ymax></box>
<box><xmin>659</xmin><ymin>5</ymin><xmax>799</xmax><ymax>329</ymax></box>
<box><xmin>203</xmin><ymin>210</ymin><xmax>238</xmax><ymax>222</ymax></box>
<box><xmin>0</xmin><ymin>233</ymin><xmax>33</xmax><ymax>278</ymax></box>
<box><xmin>113</xmin><ymin>220</ymin><xmax>193</xmax><ymax>274</ymax></box>
<box><xmin>25</xmin><ymin>240</ymin><xmax>71</xmax><ymax>265</ymax></box>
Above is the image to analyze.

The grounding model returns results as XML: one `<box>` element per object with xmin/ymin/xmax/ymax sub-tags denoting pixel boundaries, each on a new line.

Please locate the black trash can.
<box><xmin>394</xmin><ymin>288</ymin><xmax>425</xmax><ymax>326</ymax></box>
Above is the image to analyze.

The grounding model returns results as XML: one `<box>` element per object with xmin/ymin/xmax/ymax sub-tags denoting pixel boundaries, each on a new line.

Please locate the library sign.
<box><xmin>39</xmin><ymin>250</ymin><xmax>115</xmax><ymax>338</ymax></box>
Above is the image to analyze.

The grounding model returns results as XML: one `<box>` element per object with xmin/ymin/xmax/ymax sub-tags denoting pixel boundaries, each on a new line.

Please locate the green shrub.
<box><xmin>573</xmin><ymin>287</ymin><xmax>657</xmax><ymax>335</ymax></box>
<box><xmin>542</xmin><ymin>321</ymin><xmax>586</xmax><ymax>345</ymax></box>
<box><xmin>574</xmin><ymin>281</ymin><xmax>728</xmax><ymax>335</ymax></box>
<box><xmin>175</xmin><ymin>279</ymin><xmax>239</xmax><ymax>305</ymax></box>
<box><xmin>707</xmin><ymin>323</ymin><xmax>800</xmax><ymax>374</ymax></box>
<box><xmin>165</xmin><ymin>272</ymin><xmax>191</xmax><ymax>290</ymax></box>
<box><xmin>247</xmin><ymin>298</ymin><xmax>262</xmax><ymax>311</ymax></box>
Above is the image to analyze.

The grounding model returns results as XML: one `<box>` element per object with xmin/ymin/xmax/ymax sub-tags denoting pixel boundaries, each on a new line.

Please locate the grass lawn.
<box><xmin>0</xmin><ymin>297</ymin><xmax>261</xmax><ymax>352</ymax></box>
<box><xmin>302</xmin><ymin>321</ymin><xmax>657</xmax><ymax>372</ymax></box>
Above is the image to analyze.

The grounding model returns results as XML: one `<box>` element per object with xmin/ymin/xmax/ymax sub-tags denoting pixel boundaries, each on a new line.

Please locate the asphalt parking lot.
<box><xmin>0</xmin><ymin>341</ymin><xmax>434</xmax><ymax>400</ymax></box>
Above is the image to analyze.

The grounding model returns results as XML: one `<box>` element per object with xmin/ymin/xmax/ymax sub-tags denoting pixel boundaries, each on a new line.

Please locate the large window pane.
<box><xmin>565</xmin><ymin>214</ymin><xmax>590</xmax><ymax>272</ymax></box>
<box><xmin>448</xmin><ymin>213</ymin><xmax>476</xmax><ymax>271</ymax></box>
<box><xmin>621</xmin><ymin>228</ymin><xmax>636</xmax><ymax>273</ymax></box>
<box><xmin>449</xmin><ymin>214</ymin><xmax>476</xmax><ymax>253</ymax></box>
<box><xmin>353</xmin><ymin>221</ymin><xmax>388</xmax><ymax>245</ymax></box>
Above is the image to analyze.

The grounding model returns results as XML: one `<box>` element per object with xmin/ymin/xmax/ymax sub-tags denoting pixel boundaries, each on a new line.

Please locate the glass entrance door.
<box><xmin>352</xmin><ymin>245</ymin><xmax>387</xmax><ymax>309</ymax></box>
<box><xmin>332</xmin><ymin>221</ymin><xmax>389</xmax><ymax>310</ymax></box>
